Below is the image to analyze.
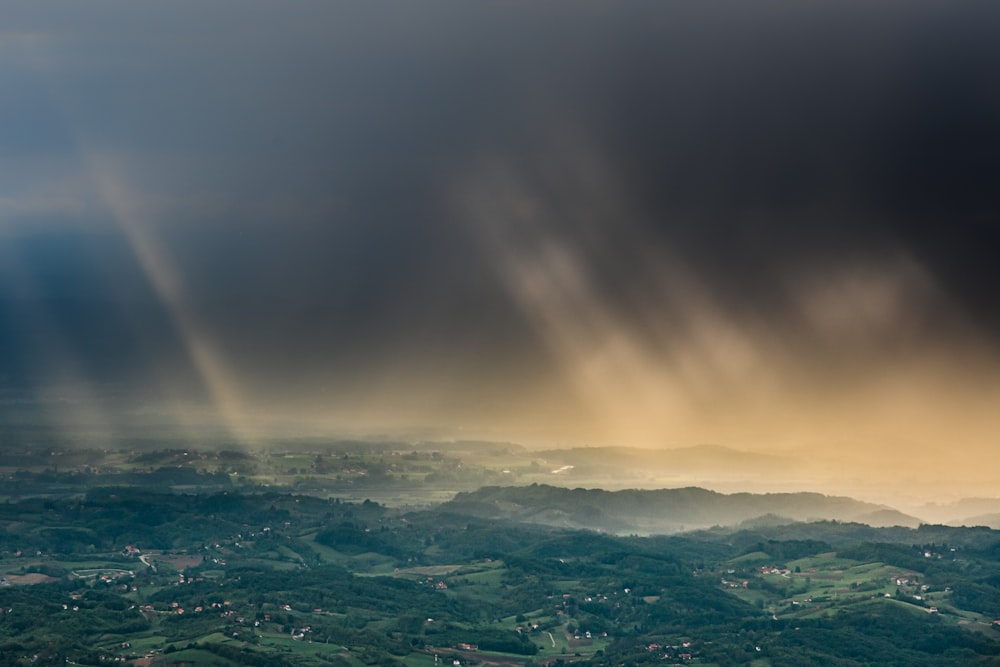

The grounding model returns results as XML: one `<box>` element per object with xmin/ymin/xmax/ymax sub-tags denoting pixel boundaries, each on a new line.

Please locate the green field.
<box><xmin>1</xmin><ymin>446</ymin><xmax>999</xmax><ymax>665</ymax></box>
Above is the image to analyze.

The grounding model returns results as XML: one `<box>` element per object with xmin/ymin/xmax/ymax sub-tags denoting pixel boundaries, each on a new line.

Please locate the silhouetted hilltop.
<box><xmin>442</xmin><ymin>484</ymin><xmax>921</xmax><ymax>533</ymax></box>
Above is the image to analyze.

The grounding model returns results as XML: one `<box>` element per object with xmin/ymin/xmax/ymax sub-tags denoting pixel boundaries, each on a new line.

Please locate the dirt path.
<box><xmin>139</xmin><ymin>554</ymin><xmax>156</xmax><ymax>572</ymax></box>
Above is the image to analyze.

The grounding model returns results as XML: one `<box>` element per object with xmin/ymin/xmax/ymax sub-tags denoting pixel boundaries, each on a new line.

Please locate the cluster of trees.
<box><xmin>0</xmin><ymin>484</ymin><xmax>998</xmax><ymax>665</ymax></box>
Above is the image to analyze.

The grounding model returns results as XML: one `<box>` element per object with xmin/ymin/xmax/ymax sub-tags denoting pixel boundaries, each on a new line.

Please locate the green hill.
<box><xmin>441</xmin><ymin>484</ymin><xmax>922</xmax><ymax>533</ymax></box>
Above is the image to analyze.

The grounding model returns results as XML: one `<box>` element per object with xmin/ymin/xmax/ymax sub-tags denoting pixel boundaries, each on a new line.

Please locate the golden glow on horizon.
<box><xmin>451</xmin><ymin>143</ymin><xmax>1000</xmax><ymax>468</ymax></box>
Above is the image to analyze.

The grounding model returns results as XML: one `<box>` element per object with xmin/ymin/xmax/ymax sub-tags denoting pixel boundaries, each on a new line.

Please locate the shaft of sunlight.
<box><xmin>86</xmin><ymin>156</ymin><xmax>255</xmax><ymax>445</ymax></box>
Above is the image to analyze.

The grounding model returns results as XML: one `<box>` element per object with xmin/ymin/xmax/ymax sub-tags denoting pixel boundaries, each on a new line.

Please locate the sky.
<box><xmin>1</xmin><ymin>2</ymin><xmax>999</xmax><ymax>489</ymax></box>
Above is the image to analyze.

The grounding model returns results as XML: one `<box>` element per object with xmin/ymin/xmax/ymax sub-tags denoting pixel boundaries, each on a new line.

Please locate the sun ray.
<box><xmin>85</xmin><ymin>155</ymin><xmax>256</xmax><ymax>445</ymax></box>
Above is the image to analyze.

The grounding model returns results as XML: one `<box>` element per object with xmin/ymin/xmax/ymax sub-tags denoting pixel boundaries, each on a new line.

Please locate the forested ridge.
<box><xmin>0</xmin><ymin>483</ymin><xmax>998</xmax><ymax>666</ymax></box>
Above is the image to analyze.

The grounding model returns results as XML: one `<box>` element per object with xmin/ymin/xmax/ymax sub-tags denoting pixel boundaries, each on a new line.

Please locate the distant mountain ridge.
<box><xmin>441</xmin><ymin>484</ymin><xmax>921</xmax><ymax>534</ymax></box>
<box><xmin>534</xmin><ymin>444</ymin><xmax>798</xmax><ymax>474</ymax></box>
<box><xmin>948</xmin><ymin>513</ymin><xmax>1000</xmax><ymax>529</ymax></box>
<box><xmin>917</xmin><ymin>498</ymin><xmax>1000</xmax><ymax>526</ymax></box>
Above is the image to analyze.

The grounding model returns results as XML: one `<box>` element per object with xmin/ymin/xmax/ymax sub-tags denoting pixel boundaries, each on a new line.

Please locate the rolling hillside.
<box><xmin>442</xmin><ymin>484</ymin><xmax>922</xmax><ymax>533</ymax></box>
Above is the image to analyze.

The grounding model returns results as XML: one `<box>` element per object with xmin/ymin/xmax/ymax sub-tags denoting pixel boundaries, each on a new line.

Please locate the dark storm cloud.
<box><xmin>606</xmin><ymin>3</ymin><xmax>1000</xmax><ymax>331</ymax></box>
<box><xmin>2</xmin><ymin>1</ymin><xmax>999</xmax><ymax>443</ymax></box>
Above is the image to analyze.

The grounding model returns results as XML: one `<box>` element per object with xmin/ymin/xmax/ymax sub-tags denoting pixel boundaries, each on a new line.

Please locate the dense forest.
<box><xmin>1</xmin><ymin>447</ymin><xmax>999</xmax><ymax>666</ymax></box>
